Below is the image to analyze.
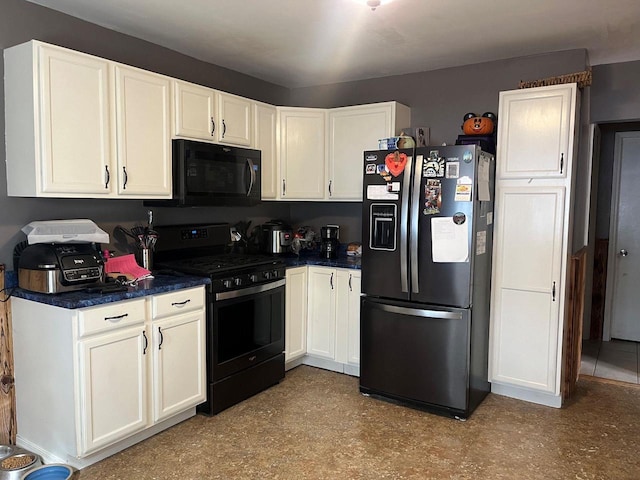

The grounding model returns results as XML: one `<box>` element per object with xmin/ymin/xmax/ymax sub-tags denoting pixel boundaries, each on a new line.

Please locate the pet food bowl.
<box><xmin>0</xmin><ymin>447</ymin><xmax>42</xmax><ymax>480</ymax></box>
<box><xmin>20</xmin><ymin>464</ymin><xmax>74</xmax><ymax>480</ymax></box>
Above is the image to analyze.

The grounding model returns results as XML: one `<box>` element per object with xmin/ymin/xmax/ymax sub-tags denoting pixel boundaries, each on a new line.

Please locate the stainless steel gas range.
<box><xmin>153</xmin><ymin>223</ymin><xmax>285</xmax><ymax>415</ymax></box>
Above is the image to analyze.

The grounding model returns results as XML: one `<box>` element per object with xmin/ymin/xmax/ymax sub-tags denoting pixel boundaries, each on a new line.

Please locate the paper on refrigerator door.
<box><xmin>478</xmin><ymin>156</ymin><xmax>491</xmax><ymax>201</ymax></box>
<box><xmin>431</xmin><ymin>217</ymin><xmax>469</xmax><ymax>262</ymax></box>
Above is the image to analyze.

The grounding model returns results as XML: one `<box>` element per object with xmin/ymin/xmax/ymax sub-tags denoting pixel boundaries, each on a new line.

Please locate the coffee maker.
<box><xmin>320</xmin><ymin>225</ymin><xmax>340</xmax><ymax>259</ymax></box>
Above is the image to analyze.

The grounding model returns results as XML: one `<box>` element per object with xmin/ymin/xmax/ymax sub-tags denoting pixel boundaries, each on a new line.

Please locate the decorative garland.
<box><xmin>518</xmin><ymin>68</ymin><xmax>592</xmax><ymax>89</ymax></box>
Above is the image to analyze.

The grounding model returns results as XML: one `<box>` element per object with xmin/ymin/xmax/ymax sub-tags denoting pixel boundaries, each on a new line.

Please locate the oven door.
<box><xmin>211</xmin><ymin>279</ymin><xmax>285</xmax><ymax>381</ymax></box>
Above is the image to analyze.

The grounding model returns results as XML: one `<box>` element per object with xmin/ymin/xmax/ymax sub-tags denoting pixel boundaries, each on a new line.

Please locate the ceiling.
<box><xmin>26</xmin><ymin>0</ymin><xmax>640</xmax><ymax>88</ymax></box>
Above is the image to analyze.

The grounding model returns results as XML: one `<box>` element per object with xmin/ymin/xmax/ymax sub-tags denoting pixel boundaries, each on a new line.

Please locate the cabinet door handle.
<box><xmin>349</xmin><ymin>274</ymin><xmax>352</xmax><ymax>291</ymax></box>
<box><xmin>282</xmin><ymin>179</ymin><xmax>286</xmax><ymax>196</ymax></box>
<box><xmin>158</xmin><ymin>326</ymin><xmax>164</xmax><ymax>350</ymax></box>
<box><xmin>142</xmin><ymin>330</ymin><xmax>148</xmax><ymax>355</ymax></box>
<box><xmin>211</xmin><ymin>117</ymin><xmax>216</xmax><ymax>136</ymax></box>
<box><xmin>104</xmin><ymin>313</ymin><xmax>128</xmax><ymax>322</ymax></box>
<box><xmin>104</xmin><ymin>165</ymin><xmax>110</xmax><ymax>189</ymax></box>
<box><xmin>171</xmin><ymin>299</ymin><xmax>191</xmax><ymax>307</ymax></box>
<box><xmin>552</xmin><ymin>281</ymin><xmax>556</xmax><ymax>302</ymax></box>
<box><xmin>222</xmin><ymin>119</ymin><xmax>226</xmax><ymax>138</ymax></box>
<box><xmin>328</xmin><ymin>180</ymin><xmax>332</xmax><ymax>197</ymax></box>
<box><xmin>330</xmin><ymin>272</ymin><xmax>334</xmax><ymax>290</ymax></box>
<box><xmin>122</xmin><ymin>166</ymin><xmax>128</xmax><ymax>189</ymax></box>
<box><xmin>560</xmin><ymin>153</ymin><xmax>564</xmax><ymax>175</ymax></box>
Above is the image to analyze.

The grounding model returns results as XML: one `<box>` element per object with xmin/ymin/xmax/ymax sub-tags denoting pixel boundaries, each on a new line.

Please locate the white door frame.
<box><xmin>603</xmin><ymin>131</ymin><xmax>640</xmax><ymax>341</ymax></box>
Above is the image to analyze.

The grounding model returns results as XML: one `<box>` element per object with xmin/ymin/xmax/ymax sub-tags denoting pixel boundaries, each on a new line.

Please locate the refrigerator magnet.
<box><xmin>384</xmin><ymin>151</ymin><xmax>408</xmax><ymax>177</ymax></box>
<box><xmin>455</xmin><ymin>176</ymin><xmax>473</xmax><ymax>202</ymax></box>
<box><xmin>423</xmin><ymin>157</ymin><xmax>445</xmax><ymax>178</ymax></box>
<box><xmin>423</xmin><ymin>179</ymin><xmax>442</xmax><ymax>215</ymax></box>
<box><xmin>366</xmin><ymin>164</ymin><xmax>376</xmax><ymax>174</ymax></box>
<box><xmin>446</xmin><ymin>162</ymin><xmax>460</xmax><ymax>179</ymax></box>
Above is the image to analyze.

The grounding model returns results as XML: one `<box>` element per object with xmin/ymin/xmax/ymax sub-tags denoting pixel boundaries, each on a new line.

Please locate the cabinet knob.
<box><xmin>122</xmin><ymin>166</ymin><xmax>128</xmax><ymax>189</ymax></box>
<box><xmin>619</xmin><ymin>249</ymin><xmax>629</xmax><ymax>257</ymax></box>
<box><xmin>104</xmin><ymin>165</ymin><xmax>110</xmax><ymax>189</ymax></box>
<box><xmin>211</xmin><ymin>117</ymin><xmax>215</xmax><ymax>136</ymax></box>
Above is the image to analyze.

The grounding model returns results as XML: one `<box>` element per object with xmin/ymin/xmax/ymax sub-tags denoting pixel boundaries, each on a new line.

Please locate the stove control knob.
<box><xmin>234</xmin><ymin>277</ymin><xmax>243</xmax><ymax>287</ymax></box>
<box><xmin>250</xmin><ymin>274</ymin><xmax>259</xmax><ymax>283</ymax></box>
<box><xmin>264</xmin><ymin>271</ymin><xmax>272</xmax><ymax>280</ymax></box>
<box><xmin>223</xmin><ymin>279</ymin><xmax>232</xmax><ymax>289</ymax></box>
<box><xmin>272</xmin><ymin>270</ymin><xmax>279</xmax><ymax>278</ymax></box>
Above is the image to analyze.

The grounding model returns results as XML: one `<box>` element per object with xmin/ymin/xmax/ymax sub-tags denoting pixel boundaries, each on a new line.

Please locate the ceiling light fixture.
<box><xmin>354</xmin><ymin>0</ymin><xmax>394</xmax><ymax>11</ymax></box>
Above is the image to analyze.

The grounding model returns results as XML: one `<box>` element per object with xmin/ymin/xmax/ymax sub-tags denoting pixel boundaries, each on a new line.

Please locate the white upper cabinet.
<box><xmin>328</xmin><ymin>102</ymin><xmax>410</xmax><ymax>201</ymax></box>
<box><xmin>173</xmin><ymin>80</ymin><xmax>216</xmax><ymax>141</ymax></box>
<box><xmin>217</xmin><ymin>91</ymin><xmax>252</xmax><ymax>146</ymax></box>
<box><xmin>173</xmin><ymin>83</ymin><xmax>252</xmax><ymax>147</ymax></box>
<box><xmin>278</xmin><ymin>107</ymin><xmax>327</xmax><ymax>200</ymax></box>
<box><xmin>5</xmin><ymin>41</ymin><xmax>113</xmax><ymax>197</ymax></box>
<box><xmin>114</xmin><ymin>65</ymin><xmax>172</xmax><ymax>197</ymax></box>
<box><xmin>253</xmin><ymin>102</ymin><xmax>278</xmax><ymax>200</ymax></box>
<box><xmin>4</xmin><ymin>40</ymin><xmax>172</xmax><ymax>198</ymax></box>
<box><xmin>497</xmin><ymin>84</ymin><xmax>576</xmax><ymax>179</ymax></box>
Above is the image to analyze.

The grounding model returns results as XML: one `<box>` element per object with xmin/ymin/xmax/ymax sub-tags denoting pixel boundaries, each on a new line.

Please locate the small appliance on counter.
<box><xmin>18</xmin><ymin>243</ymin><xmax>104</xmax><ymax>294</ymax></box>
<box><xmin>260</xmin><ymin>220</ymin><xmax>293</xmax><ymax>254</ymax></box>
<box><xmin>320</xmin><ymin>225</ymin><xmax>340</xmax><ymax>259</ymax></box>
<box><xmin>16</xmin><ymin>219</ymin><xmax>109</xmax><ymax>294</ymax></box>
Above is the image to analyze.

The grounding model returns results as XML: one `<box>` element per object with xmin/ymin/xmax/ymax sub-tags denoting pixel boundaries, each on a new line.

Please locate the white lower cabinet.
<box><xmin>78</xmin><ymin>323</ymin><xmax>148</xmax><ymax>455</ymax></box>
<box><xmin>285</xmin><ymin>267</ymin><xmax>308</xmax><ymax>366</ymax></box>
<box><xmin>11</xmin><ymin>286</ymin><xmax>205</xmax><ymax>468</ymax></box>
<box><xmin>295</xmin><ymin>266</ymin><xmax>361</xmax><ymax>376</ymax></box>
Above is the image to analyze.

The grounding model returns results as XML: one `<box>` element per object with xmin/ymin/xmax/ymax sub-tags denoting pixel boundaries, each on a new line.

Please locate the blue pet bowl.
<box><xmin>20</xmin><ymin>464</ymin><xmax>73</xmax><ymax>480</ymax></box>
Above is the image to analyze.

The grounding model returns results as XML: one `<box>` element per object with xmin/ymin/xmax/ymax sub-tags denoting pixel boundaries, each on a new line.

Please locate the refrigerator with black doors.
<box><xmin>360</xmin><ymin>145</ymin><xmax>495</xmax><ymax>418</ymax></box>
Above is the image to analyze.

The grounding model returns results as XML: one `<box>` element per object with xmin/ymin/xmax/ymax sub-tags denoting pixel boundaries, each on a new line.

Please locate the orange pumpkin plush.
<box><xmin>462</xmin><ymin>112</ymin><xmax>496</xmax><ymax>135</ymax></box>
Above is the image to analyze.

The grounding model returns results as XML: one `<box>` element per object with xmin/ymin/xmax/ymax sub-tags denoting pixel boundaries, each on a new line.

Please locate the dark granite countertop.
<box><xmin>9</xmin><ymin>274</ymin><xmax>210</xmax><ymax>309</ymax></box>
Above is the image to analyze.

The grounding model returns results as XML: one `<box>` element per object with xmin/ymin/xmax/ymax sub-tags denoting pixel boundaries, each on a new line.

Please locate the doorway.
<box><xmin>581</xmin><ymin>123</ymin><xmax>640</xmax><ymax>384</ymax></box>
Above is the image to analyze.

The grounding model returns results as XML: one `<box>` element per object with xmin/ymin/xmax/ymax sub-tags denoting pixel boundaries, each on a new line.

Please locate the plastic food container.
<box><xmin>20</xmin><ymin>464</ymin><xmax>74</xmax><ymax>480</ymax></box>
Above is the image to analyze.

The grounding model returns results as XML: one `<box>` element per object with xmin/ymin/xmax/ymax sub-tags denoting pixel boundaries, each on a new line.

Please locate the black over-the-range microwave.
<box><xmin>145</xmin><ymin>139</ymin><xmax>261</xmax><ymax>207</ymax></box>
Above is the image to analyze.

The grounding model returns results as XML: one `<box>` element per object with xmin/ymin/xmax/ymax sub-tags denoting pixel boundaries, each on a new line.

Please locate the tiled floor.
<box><xmin>580</xmin><ymin>339</ymin><xmax>640</xmax><ymax>384</ymax></box>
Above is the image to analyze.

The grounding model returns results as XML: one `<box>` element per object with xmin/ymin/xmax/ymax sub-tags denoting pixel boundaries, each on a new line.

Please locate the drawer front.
<box><xmin>151</xmin><ymin>286</ymin><xmax>205</xmax><ymax>320</ymax></box>
<box><xmin>78</xmin><ymin>298</ymin><xmax>146</xmax><ymax>338</ymax></box>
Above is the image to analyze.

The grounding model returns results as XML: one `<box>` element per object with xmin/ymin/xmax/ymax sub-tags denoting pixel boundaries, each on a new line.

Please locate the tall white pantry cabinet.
<box><xmin>489</xmin><ymin>83</ymin><xmax>579</xmax><ymax>408</ymax></box>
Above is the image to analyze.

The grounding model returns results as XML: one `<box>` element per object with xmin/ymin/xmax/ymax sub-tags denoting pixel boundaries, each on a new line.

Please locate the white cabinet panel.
<box><xmin>490</xmin><ymin>186</ymin><xmax>566</xmax><ymax>395</ymax></box>
<box><xmin>285</xmin><ymin>266</ymin><xmax>308</xmax><ymax>363</ymax></box>
<box><xmin>307</xmin><ymin>267</ymin><xmax>336</xmax><ymax>359</ymax></box>
<box><xmin>5</xmin><ymin>41</ymin><xmax>113</xmax><ymax>196</ymax></box>
<box><xmin>497</xmin><ymin>84</ymin><xmax>576</xmax><ymax>179</ymax></box>
<box><xmin>217</xmin><ymin>91</ymin><xmax>252</xmax><ymax>146</ymax></box>
<box><xmin>493</xmin><ymin>288</ymin><xmax>556</xmax><ymax>391</ymax></box>
<box><xmin>328</xmin><ymin>102</ymin><xmax>409</xmax><ymax>201</ymax></box>
<box><xmin>78</xmin><ymin>326</ymin><xmax>148</xmax><ymax>455</ymax></box>
<box><xmin>114</xmin><ymin>65</ymin><xmax>172</xmax><ymax>197</ymax></box>
<box><xmin>173</xmin><ymin>80</ymin><xmax>216</xmax><ymax>141</ymax></box>
<box><xmin>152</xmin><ymin>311</ymin><xmax>206</xmax><ymax>422</ymax></box>
<box><xmin>253</xmin><ymin>102</ymin><xmax>278</xmax><ymax>199</ymax></box>
<box><xmin>279</xmin><ymin>108</ymin><xmax>326</xmax><ymax>200</ymax></box>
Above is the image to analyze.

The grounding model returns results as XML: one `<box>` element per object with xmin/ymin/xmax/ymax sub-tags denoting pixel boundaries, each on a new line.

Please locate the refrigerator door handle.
<box><xmin>410</xmin><ymin>154</ymin><xmax>424</xmax><ymax>294</ymax></box>
<box><xmin>400</xmin><ymin>153</ymin><xmax>413</xmax><ymax>293</ymax></box>
<box><xmin>370</xmin><ymin>301</ymin><xmax>464</xmax><ymax>320</ymax></box>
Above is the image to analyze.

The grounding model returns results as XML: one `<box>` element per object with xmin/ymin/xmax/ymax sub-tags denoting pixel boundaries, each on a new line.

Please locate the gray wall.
<box><xmin>290</xmin><ymin>50</ymin><xmax>589</xmax><ymax>146</ymax></box>
<box><xmin>591</xmin><ymin>60</ymin><xmax>640</xmax><ymax>124</ymax></box>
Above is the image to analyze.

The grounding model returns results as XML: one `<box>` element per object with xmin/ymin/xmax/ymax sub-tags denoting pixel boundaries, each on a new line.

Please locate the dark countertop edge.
<box><xmin>281</xmin><ymin>255</ymin><xmax>361</xmax><ymax>270</ymax></box>
<box><xmin>10</xmin><ymin>275</ymin><xmax>210</xmax><ymax>309</ymax></box>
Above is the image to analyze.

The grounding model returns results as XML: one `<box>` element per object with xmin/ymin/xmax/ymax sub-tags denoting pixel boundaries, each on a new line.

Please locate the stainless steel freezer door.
<box><xmin>360</xmin><ymin>297</ymin><xmax>470</xmax><ymax>412</ymax></box>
